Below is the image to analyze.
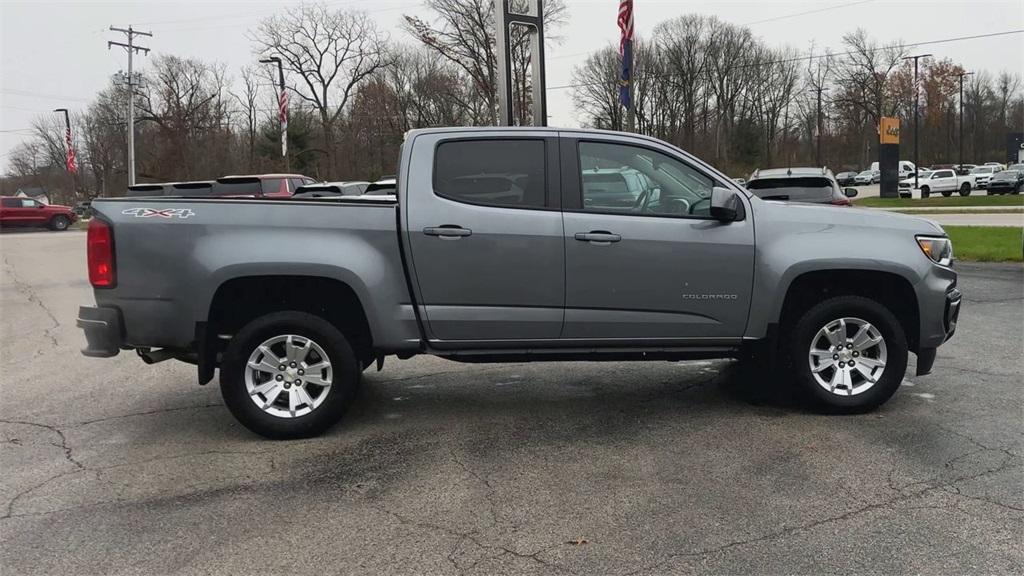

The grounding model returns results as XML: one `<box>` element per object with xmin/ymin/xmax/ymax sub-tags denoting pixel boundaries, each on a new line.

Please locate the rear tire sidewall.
<box><xmin>220</xmin><ymin>311</ymin><xmax>360</xmax><ymax>439</ymax></box>
<box><xmin>788</xmin><ymin>296</ymin><xmax>908</xmax><ymax>413</ymax></box>
<box><xmin>50</xmin><ymin>215</ymin><xmax>69</xmax><ymax>231</ymax></box>
<box><xmin>959</xmin><ymin>183</ymin><xmax>971</xmax><ymax>196</ymax></box>
<box><xmin>920</xmin><ymin>186</ymin><xmax>930</xmax><ymax>198</ymax></box>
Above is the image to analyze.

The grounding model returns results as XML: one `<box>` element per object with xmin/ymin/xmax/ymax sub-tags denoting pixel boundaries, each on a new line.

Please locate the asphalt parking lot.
<box><xmin>1</xmin><ymin>230</ymin><xmax>1022</xmax><ymax>575</ymax></box>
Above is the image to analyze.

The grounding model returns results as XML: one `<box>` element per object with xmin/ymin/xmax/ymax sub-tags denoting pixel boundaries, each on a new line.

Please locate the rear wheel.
<box><xmin>220</xmin><ymin>311</ymin><xmax>359</xmax><ymax>439</ymax></box>
<box><xmin>49</xmin><ymin>215</ymin><xmax>70</xmax><ymax>231</ymax></box>
<box><xmin>958</xmin><ymin>183</ymin><xmax>971</xmax><ymax>196</ymax></box>
<box><xmin>788</xmin><ymin>296</ymin><xmax>908</xmax><ymax>413</ymax></box>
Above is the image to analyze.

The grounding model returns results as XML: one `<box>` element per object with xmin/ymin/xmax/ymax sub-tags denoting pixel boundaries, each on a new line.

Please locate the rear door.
<box><xmin>405</xmin><ymin>131</ymin><xmax>564</xmax><ymax>343</ymax></box>
<box><xmin>930</xmin><ymin>170</ymin><xmax>956</xmax><ymax>192</ymax></box>
<box><xmin>560</xmin><ymin>135</ymin><xmax>755</xmax><ymax>341</ymax></box>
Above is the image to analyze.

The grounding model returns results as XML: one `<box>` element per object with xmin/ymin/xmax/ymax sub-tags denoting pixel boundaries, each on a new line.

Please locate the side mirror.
<box><xmin>37</xmin><ymin>204</ymin><xmax>45</xmax><ymax>208</ymax></box>
<box><xmin>710</xmin><ymin>186</ymin><xmax>742</xmax><ymax>223</ymax></box>
<box><xmin>844</xmin><ymin>188</ymin><xmax>858</xmax><ymax>198</ymax></box>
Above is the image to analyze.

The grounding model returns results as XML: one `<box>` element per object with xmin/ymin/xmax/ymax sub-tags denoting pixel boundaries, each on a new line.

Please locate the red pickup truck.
<box><xmin>0</xmin><ymin>196</ymin><xmax>77</xmax><ymax>231</ymax></box>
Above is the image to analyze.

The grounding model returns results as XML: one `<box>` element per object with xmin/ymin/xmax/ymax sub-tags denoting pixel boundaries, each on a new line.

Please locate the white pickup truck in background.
<box><xmin>899</xmin><ymin>168</ymin><xmax>976</xmax><ymax>198</ymax></box>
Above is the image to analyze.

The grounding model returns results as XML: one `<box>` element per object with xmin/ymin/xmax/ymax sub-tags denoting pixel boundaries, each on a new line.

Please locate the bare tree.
<box><xmin>231</xmin><ymin>65</ymin><xmax>261</xmax><ymax>169</ymax></box>
<box><xmin>251</xmin><ymin>4</ymin><xmax>389</xmax><ymax>175</ymax></box>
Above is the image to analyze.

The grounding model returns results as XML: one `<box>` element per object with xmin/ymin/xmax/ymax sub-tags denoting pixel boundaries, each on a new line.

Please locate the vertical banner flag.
<box><xmin>618</xmin><ymin>0</ymin><xmax>634</xmax><ymax>109</ymax></box>
<box><xmin>65</xmin><ymin>127</ymin><xmax>77</xmax><ymax>174</ymax></box>
<box><xmin>278</xmin><ymin>87</ymin><xmax>289</xmax><ymax>158</ymax></box>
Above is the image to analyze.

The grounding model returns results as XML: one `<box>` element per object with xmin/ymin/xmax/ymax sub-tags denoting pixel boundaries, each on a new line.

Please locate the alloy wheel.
<box><xmin>244</xmin><ymin>334</ymin><xmax>333</xmax><ymax>418</ymax></box>
<box><xmin>807</xmin><ymin>317</ymin><xmax>888</xmax><ymax>396</ymax></box>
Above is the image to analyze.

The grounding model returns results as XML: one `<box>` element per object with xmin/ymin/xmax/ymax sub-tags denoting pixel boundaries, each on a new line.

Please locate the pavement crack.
<box><xmin>0</xmin><ymin>419</ymin><xmax>83</xmax><ymax>470</ymax></box>
<box><xmin>2</xmin><ymin>254</ymin><xmax>60</xmax><ymax>348</ymax></box>
<box><xmin>72</xmin><ymin>403</ymin><xmax>225</xmax><ymax>427</ymax></box>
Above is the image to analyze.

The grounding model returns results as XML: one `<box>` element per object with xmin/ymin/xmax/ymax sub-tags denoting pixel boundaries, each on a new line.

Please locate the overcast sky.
<box><xmin>2</xmin><ymin>0</ymin><xmax>1022</xmax><ymax>171</ymax></box>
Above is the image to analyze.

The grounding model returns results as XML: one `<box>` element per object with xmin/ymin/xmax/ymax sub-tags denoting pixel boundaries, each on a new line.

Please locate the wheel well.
<box><xmin>207</xmin><ymin>276</ymin><xmax>373</xmax><ymax>364</ymax></box>
<box><xmin>780</xmin><ymin>270</ymin><xmax>920</xmax><ymax>352</ymax></box>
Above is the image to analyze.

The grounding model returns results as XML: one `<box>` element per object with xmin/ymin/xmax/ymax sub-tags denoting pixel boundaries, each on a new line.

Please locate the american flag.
<box><xmin>278</xmin><ymin>87</ymin><xmax>288</xmax><ymax>158</ymax></box>
<box><xmin>618</xmin><ymin>0</ymin><xmax>634</xmax><ymax>109</ymax></box>
<box><xmin>65</xmin><ymin>127</ymin><xmax>77</xmax><ymax>174</ymax></box>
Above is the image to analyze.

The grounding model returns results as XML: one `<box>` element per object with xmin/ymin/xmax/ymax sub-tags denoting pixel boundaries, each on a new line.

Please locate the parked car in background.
<box><xmin>363</xmin><ymin>176</ymin><xmax>397</xmax><ymax>196</ymax></box>
<box><xmin>732</xmin><ymin>177</ymin><xmax>746</xmax><ymax>187</ymax></box>
<box><xmin>899</xmin><ymin>169</ymin><xmax>976</xmax><ymax>197</ymax></box>
<box><xmin>969</xmin><ymin>165</ymin><xmax>999</xmax><ymax>189</ymax></box>
<box><xmin>985</xmin><ymin>170</ymin><xmax>1023</xmax><ymax>195</ymax></box>
<box><xmin>73</xmin><ymin>201</ymin><xmax>92</xmax><ymax>218</ymax></box>
<box><xmin>1007</xmin><ymin>163</ymin><xmax>1024</xmax><ymax>173</ymax></box>
<box><xmin>870</xmin><ymin>160</ymin><xmax>916</xmax><ymax>179</ymax></box>
<box><xmin>214</xmin><ymin>174</ymin><xmax>317</xmax><ymax>197</ymax></box>
<box><xmin>292</xmin><ymin>181</ymin><xmax>371</xmax><ymax>199</ymax></box>
<box><xmin>854</xmin><ymin>170</ymin><xmax>880</xmax><ymax>185</ymax></box>
<box><xmin>953</xmin><ymin>163</ymin><xmax>976</xmax><ymax>174</ymax></box>
<box><xmin>0</xmin><ymin>196</ymin><xmax>77</xmax><ymax>230</ymax></box>
<box><xmin>983</xmin><ymin>162</ymin><xmax>1007</xmax><ymax>171</ymax></box>
<box><xmin>835</xmin><ymin>171</ymin><xmax>858</xmax><ymax>186</ymax></box>
<box><xmin>746</xmin><ymin>167</ymin><xmax>856</xmax><ymax>206</ymax></box>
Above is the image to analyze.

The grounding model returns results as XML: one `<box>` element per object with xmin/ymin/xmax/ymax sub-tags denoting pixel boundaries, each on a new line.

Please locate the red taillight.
<box><xmin>87</xmin><ymin>219</ymin><xmax>115</xmax><ymax>288</ymax></box>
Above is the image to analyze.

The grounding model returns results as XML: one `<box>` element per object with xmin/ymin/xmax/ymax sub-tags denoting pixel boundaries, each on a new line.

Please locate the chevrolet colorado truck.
<box><xmin>77</xmin><ymin>127</ymin><xmax>962</xmax><ymax>439</ymax></box>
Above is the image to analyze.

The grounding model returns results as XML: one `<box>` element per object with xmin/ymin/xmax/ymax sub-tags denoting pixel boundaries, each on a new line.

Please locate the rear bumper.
<box><xmin>77</xmin><ymin>306</ymin><xmax>124</xmax><ymax>357</ymax></box>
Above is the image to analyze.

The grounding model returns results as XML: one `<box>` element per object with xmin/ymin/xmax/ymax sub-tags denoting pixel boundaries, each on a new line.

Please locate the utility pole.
<box><xmin>956</xmin><ymin>70</ymin><xmax>974</xmax><ymax>173</ymax></box>
<box><xmin>812</xmin><ymin>86</ymin><xmax>829</xmax><ymax>167</ymax></box>
<box><xmin>903</xmin><ymin>53</ymin><xmax>931</xmax><ymax>192</ymax></box>
<box><xmin>260</xmin><ymin>56</ymin><xmax>289</xmax><ymax>172</ymax></box>
<box><xmin>108</xmin><ymin>25</ymin><xmax>151</xmax><ymax>187</ymax></box>
<box><xmin>54</xmin><ymin>108</ymin><xmax>76</xmax><ymax>202</ymax></box>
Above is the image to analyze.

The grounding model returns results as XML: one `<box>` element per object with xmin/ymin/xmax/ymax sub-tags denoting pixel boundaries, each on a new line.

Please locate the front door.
<box><xmin>560</xmin><ymin>137</ymin><xmax>755</xmax><ymax>342</ymax></box>
<box><xmin>405</xmin><ymin>133</ymin><xmax>564</xmax><ymax>343</ymax></box>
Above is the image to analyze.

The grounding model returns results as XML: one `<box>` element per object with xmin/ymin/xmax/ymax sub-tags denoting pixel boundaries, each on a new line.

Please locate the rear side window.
<box><xmin>747</xmin><ymin>177</ymin><xmax>835</xmax><ymax>202</ymax></box>
<box><xmin>434</xmin><ymin>139</ymin><xmax>546</xmax><ymax>208</ymax></box>
<box><xmin>1</xmin><ymin>198</ymin><xmax>19</xmax><ymax>207</ymax></box>
<box><xmin>261</xmin><ymin>178</ymin><xmax>286</xmax><ymax>195</ymax></box>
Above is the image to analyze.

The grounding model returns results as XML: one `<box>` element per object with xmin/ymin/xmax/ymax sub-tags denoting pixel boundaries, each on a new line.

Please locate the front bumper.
<box><xmin>77</xmin><ymin>306</ymin><xmax>124</xmax><ymax>357</ymax></box>
<box><xmin>916</xmin><ymin>286</ymin><xmax>962</xmax><ymax>376</ymax></box>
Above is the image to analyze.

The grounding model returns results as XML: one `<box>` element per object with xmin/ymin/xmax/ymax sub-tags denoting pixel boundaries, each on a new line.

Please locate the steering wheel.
<box><xmin>663</xmin><ymin>198</ymin><xmax>691</xmax><ymax>215</ymax></box>
<box><xmin>688</xmin><ymin>196</ymin><xmax>711</xmax><ymax>215</ymax></box>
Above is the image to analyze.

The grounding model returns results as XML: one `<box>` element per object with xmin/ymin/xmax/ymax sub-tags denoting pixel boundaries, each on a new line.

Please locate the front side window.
<box><xmin>261</xmin><ymin>178</ymin><xmax>286</xmax><ymax>195</ymax></box>
<box><xmin>20</xmin><ymin>199</ymin><xmax>39</xmax><ymax>208</ymax></box>
<box><xmin>434</xmin><ymin>139</ymin><xmax>546</xmax><ymax>208</ymax></box>
<box><xmin>577</xmin><ymin>141</ymin><xmax>715</xmax><ymax>217</ymax></box>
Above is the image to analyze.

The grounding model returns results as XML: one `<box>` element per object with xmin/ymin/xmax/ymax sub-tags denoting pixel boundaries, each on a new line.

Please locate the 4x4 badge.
<box><xmin>122</xmin><ymin>208</ymin><xmax>195</xmax><ymax>219</ymax></box>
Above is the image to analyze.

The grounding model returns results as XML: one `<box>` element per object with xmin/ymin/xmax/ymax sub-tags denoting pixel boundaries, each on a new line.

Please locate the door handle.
<box><xmin>574</xmin><ymin>231</ymin><xmax>621</xmax><ymax>244</ymax></box>
<box><xmin>423</xmin><ymin>226</ymin><xmax>472</xmax><ymax>238</ymax></box>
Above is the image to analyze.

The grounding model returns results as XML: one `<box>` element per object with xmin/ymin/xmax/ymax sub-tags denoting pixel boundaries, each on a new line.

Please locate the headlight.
<box><xmin>916</xmin><ymin>235</ymin><xmax>953</xmax><ymax>267</ymax></box>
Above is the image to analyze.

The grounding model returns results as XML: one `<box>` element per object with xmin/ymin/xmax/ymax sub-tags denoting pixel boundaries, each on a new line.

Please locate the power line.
<box><xmin>741</xmin><ymin>0</ymin><xmax>876</xmax><ymax>26</ymax></box>
<box><xmin>547</xmin><ymin>28</ymin><xmax>1024</xmax><ymax>91</ymax></box>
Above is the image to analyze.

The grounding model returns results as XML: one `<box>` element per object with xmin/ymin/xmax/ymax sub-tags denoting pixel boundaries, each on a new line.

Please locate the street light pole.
<box><xmin>260</xmin><ymin>56</ymin><xmax>289</xmax><ymax>172</ymax></box>
<box><xmin>956</xmin><ymin>70</ymin><xmax>974</xmax><ymax>173</ymax></box>
<box><xmin>903</xmin><ymin>53</ymin><xmax>932</xmax><ymax>192</ymax></box>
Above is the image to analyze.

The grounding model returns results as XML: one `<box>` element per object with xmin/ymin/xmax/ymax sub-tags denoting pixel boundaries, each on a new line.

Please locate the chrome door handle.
<box><xmin>423</xmin><ymin>226</ymin><xmax>472</xmax><ymax>238</ymax></box>
<box><xmin>574</xmin><ymin>231</ymin><xmax>621</xmax><ymax>244</ymax></box>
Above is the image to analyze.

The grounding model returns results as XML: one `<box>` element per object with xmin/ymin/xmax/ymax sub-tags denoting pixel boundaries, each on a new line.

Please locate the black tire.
<box><xmin>920</xmin><ymin>186</ymin><xmax>930</xmax><ymax>198</ymax></box>
<box><xmin>1013</xmin><ymin>185</ymin><xmax>1021</xmax><ymax>195</ymax></box>
<box><xmin>958</xmin><ymin>183</ymin><xmax>971</xmax><ymax>196</ymax></box>
<box><xmin>220</xmin><ymin>311</ymin><xmax>360</xmax><ymax>439</ymax></box>
<box><xmin>49</xmin><ymin>215</ymin><xmax>70</xmax><ymax>231</ymax></box>
<box><xmin>787</xmin><ymin>295</ymin><xmax>908</xmax><ymax>413</ymax></box>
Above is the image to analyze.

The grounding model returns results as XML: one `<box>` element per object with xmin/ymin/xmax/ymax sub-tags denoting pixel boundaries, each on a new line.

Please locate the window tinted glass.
<box><xmin>434</xmin><ymin>139</ymin><xmax>546</xmax><ymax>208</ymax></box>
<box><xmin>747</xmin><ymin>177</ymin><xmax>836</xmax><ymax>202</ymax></box>
<box><xmin>261</xmin><ymin>178</ymin><xmax>285</xmax><ymax>195</ymax></box>
<box><xmin>288</xmin><ymin>178</ymin><xmax>307</xmax><ymax>193</ymax></box>
<box><xmin>578</xmin><ymin>141</ymin><xmax>715</xmax><ymax>217</ymax></box>
<box><xmin>1</xmin><ymin>198</ymin><xmax>19</xmax><ymax>207</ymax></box>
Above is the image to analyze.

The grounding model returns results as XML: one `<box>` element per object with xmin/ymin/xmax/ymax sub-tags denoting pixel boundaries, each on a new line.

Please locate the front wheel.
<box><xmin>220</xmin><ymin>311</ymin><xmax>360</xmax><ymax>439</ymax></box>
<box><xmin>788</xmin><ymin>296</ymin><xmax>908</xmax><ymax>413</ymax></box>
<box><xmin>958</xmin><ymin>183</ymin><xmax>971</xmax><ymax>196</ymax></box>
<box><xmin>49</xmin><ymin>215</ymin><xmax>70</xmax><ymax>231</ymax></box>
<box><xmin>920</xmin><ymin>186</ymin><xmax>930</xmax><ymax>198</ymax></box>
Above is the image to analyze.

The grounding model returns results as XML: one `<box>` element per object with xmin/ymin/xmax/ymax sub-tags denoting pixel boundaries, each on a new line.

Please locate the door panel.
<box><xmin>563</xmin><ymin>211</ymin><xmax>754</xmax><ymax>339</ymax></box>
<box><xmin>405</xmin><ymin>133</ymin><xmax>564</xmax><ymax>342</ymax></box>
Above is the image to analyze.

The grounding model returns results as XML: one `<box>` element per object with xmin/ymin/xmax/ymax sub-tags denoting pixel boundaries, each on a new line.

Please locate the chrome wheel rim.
<box><xmin>808</xmin><ymin>317</ymin><xmax>887</xmax><ymax>397</ymax></box>
<box><xmin>244</xmin><ymin>334</ymin><xmax>332</xmax><ymax>418</ymax></box>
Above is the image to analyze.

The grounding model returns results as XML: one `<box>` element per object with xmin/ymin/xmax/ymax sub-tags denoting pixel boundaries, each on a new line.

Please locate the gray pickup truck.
<box><xmin>78</xmin><ymin>127</ymin><xmax>961</xmax><ymax>438</ymax></box>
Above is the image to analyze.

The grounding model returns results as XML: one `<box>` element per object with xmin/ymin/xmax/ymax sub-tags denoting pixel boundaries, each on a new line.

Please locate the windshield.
<box><xmin>857</xmin><ymin>171</ymin><xmax>873</xmax><ymax>177</ymax></box>
<box><xmin>992</xmin><ymin>171</ymin><xmax>1019</xmax><ymax>180</ymax></box>
<box><xmin>970</xmin><ymin>167</ymin><xmax>995</xmax><ymax>174</ymax></box>
<box><xmin>747</xmin><ymin>177</ymin><xmax>835</xmax><ymax>202</ymax></box>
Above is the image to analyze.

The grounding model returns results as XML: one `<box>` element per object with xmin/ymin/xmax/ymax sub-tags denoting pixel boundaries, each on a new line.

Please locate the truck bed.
<box><xmin>89</xmin><ymin>196</ymin><xmax>421</xmax><ymax>353</ymax></box>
